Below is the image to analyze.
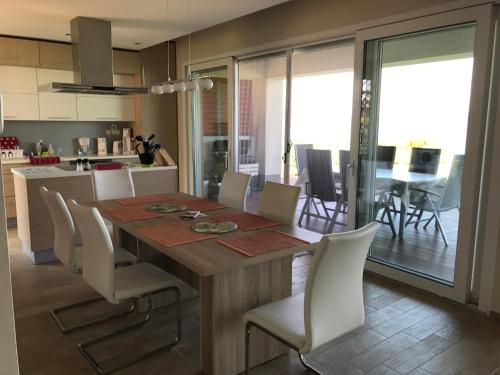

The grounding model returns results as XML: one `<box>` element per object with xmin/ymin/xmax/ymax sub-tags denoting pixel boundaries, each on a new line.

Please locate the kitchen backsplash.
<box><xmin>3</xmin><ymin>121</ymin><xmax>129</xmax><ymax>155</ymax></box>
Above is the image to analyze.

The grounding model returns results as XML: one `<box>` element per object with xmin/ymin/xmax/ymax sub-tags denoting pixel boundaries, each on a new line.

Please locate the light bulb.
<box><xmin>198</xmin><ymin>78</ymin><xmax>214</xmax><ymax>90</ymax></box>
<box><xmin>151</xmin><ymin>85</ymin><xmax>164</xmax><ymax>95</ymax></box>
<box><xmin>161</xmin><ymin>82</ymin><xmax>174</xmax><ymax>94</ymax></box>
<box><xmin>185</xmin><ymin>79</ymin><xmax>199</xmax><ymax>91</ymax></box>
<box><xmin>173</xmin><ymin>81</ymin><xmax>186</xmax><ymax>92</ymax></box>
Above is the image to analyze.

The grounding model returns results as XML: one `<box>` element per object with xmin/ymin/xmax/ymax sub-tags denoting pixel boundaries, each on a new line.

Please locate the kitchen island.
<box><xmin>13</xmin><ymin>165</ymin><xmax>178</xmax><ymax>264</ymax></box>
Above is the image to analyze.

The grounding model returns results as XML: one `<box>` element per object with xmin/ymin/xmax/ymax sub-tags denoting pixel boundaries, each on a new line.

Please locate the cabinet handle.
<box><xmin>4</xmin><ymin>115</ymin><xmax>16</xmax><ymax>119</ymax></box>
<box><xmin>47</xmin><ymin>116</ymin><xmax>72</xmax><ymax>119</ymax></box>
<box><xmin>96</xmin><ymin>116</ymin><xmax>119</xmax><ymax>120</ymax></box>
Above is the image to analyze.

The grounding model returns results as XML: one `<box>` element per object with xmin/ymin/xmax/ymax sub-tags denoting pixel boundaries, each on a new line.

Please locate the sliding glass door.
<box><xmin>235</xmin><ymin>41</ymin><xmax>356</xmax><ymax>229</ymax></box>
<box><xmin>289</xmin><ymin>42</ymin><xmax>355</xmax><ymax>232</ymax></box>
<box><xmin>236</xmin><ymin>54</ymin><xmax>287</xmax><ymax>212</ymax></box>
<box><xmin>349</xmin><ymin>5</ymin><xmax>494</xmax><ymax>302</ymax></box>
<box><xmin>191</xmin><ymin>59</ymin><xmax>234</xmax><ymax>199</ymax></box>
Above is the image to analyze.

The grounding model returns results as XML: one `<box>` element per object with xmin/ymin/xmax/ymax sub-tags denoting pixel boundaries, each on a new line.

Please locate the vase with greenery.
<box><xmin>135</xmin><ymin>134</ymin><xmax>161</xmax><ymax>167</ymax></box>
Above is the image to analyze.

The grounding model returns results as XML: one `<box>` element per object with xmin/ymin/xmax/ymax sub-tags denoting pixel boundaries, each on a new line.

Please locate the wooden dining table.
<box><xmin>92</xmin><ymin>192</ymin><xmax>322</xmax><ymax>375</ymax></box>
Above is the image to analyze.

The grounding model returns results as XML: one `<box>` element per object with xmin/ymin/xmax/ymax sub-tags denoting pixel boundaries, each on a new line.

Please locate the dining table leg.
<box><xmin>200</xmin><ymin>256</ymin><xmax>293</xmax><ymax>375</ymax></box>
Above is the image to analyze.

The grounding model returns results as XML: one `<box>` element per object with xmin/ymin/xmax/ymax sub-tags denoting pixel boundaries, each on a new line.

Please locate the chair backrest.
<box><xmin>306</xmin><ymin>149</ymin><xmax>337</xmax><ymax>202</ymax></box>
<box><xmin>91</xmin><ymin>169</ymin><xmax>135</xmax><ymax>201</ymax></box>
<box><xmin>67</xmin><ymin>199</ymin><xmax>115</xmax><ymax>303</ymax></box>
<box><xmin>257</xmin><ymin>181</ymin><xmax>300</xmax><ymax>226</ymax></box>
<box><xmin>39</xmin><ymin>186</ymin><xmax>76</xmax><ymax>269</ymax></box>
<box><xmin>409</xmin><ymin>148</ymin><xmax>441</xmax><ymax>175</ymax></box>
<box><xmin>439</xmin><ymin>154</ymin><xmax>464</xmax><ymax>211</ymax></box>
<box><xmin>338</xmin><ymin>150</ymin><xmax>350</xmax><ymax>203</ymax></box>
<box><xmin>295</xmin><ymin>144</ymin><xmax>313</xmax><ymax>176</ymax></box>
<box><xmin>302</xmin><ymin>222</ymin><xmax>379</xmax><ymax>353</ymax></box>
<box><xmin>218</xmin><ymin>171</ymin><xmax>251</xmax><ymax>210</ymax></box>
<box><xmin>377</xmin><ymin>146</ymin><xmax>396</xmax><ymax>170</ymax></box>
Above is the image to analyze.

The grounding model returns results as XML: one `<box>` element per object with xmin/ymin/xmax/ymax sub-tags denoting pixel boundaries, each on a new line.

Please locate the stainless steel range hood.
<box><xmin>42</xmin><ymin>17</ymin><xmax>147</xmax><ymax>95</ymax></box>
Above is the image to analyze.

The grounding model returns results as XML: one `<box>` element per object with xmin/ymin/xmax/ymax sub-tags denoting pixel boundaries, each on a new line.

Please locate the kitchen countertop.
<box><xmin>1</xmin><ymin>154</ymin><xmax>140</xmax><ymax>165</ymax></box>
<box><xmin>12</xmin><ymin>165</ymin><xmax>177</xmax><ymax>179</ymax></box>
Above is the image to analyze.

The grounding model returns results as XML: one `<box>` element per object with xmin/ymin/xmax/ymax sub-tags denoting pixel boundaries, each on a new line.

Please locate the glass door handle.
<box><xmin>347</xmin><ymin>163</ymin><xmax>357</xmax><ymax>177</ymax></box>
<box><xmin>224</xmin><ymin>151</ymin><xmax>229</xmax><ymax>170</ymax></box>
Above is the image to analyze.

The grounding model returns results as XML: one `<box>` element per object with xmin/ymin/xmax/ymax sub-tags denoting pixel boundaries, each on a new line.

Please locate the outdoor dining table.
<box><xmin>376</xmin><ymin>168</ymin><xmax>447</xmax><ymax>239</ymax></box>
<box><xmin>91</xmin><ymin>192</ymin><xmax>322</xmax><ymax>375</ymax></box>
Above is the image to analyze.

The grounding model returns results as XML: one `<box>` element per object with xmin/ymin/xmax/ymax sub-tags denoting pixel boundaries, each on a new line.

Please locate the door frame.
<box><xmin>347</xmin><ymin>4</ymin><xmax>495</xmax><ymax>303</ymax></box>
<box><xmin>185</xmin><ymin>57</ymin><xmax>235</xmax><ymax>195</ymax></box>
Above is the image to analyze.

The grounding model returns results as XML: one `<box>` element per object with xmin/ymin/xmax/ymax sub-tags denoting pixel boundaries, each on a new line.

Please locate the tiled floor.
<box><xmin>8</xmin><ymin>228</ymin><xmax>500</xmax><ymax>375</ymax></box>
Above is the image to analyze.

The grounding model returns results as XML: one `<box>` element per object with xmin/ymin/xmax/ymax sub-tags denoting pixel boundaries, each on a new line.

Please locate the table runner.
<box><xmin>113</xmin><ymin>194</ymin><xmax>177</xmax><ymax>206</ymax></box>
<box><xmin>101</xmin><ymin>206</ymin><xmax>164</xmax><ymax>222</ymax></box>
<box><xmin>138</xmin><ymin>222</ymin><xmax>217</xmax><ymax>247</ymax></box>
<box><xmin>218</xmin><ymin>231</ymin><xmax>309</xmax><ymax>257</ymax></box>
<box><xmin>213</xmin><ymin>212</ymin><xmax>280</xmax><ymax>231</ymax></box>
<box><xmin>182</xmin><ymin>199</ymin><xmax>227</xmax><ymax>212</ymax></box>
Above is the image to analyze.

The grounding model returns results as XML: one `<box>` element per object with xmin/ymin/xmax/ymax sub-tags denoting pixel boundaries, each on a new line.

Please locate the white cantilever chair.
<box><xmin>67</xmin><ymin>199</ymin><xmax>182</xmax><ymax>374</ymax></box>
<box><xmin>39</xmin><ymin>186</ymin><xmax>135</xmax><ymax>333</ymax></box>
<box><xmin>243</xmin><ymin>222</ymin><xmax>379</xmax><ymax>374</ymax></box>
<box><xmin>257</xmin><ymin>181</ymin><xmax>301</xmax><ymax>226</ymax></box>
<box><xmin>91</xmin><ymin>169</ymin><xmax>135</xmax><ymax>201</ymax></box>
<box><xmin>218</xmin><ymin>171</ymin><xmax>251</xmax><ymax>210</ymax></box>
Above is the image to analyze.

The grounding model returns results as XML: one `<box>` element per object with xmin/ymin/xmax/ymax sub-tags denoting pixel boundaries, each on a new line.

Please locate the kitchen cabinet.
<box><xmin>113</xmin><ymin>50</ymin><xmax>141</xmax><ymax>75</ymax></box>
<box><xmin>0</xmin><ymin>66</ymin><xmax>38</xmax><ymax>93</ymax></box>
<box><xmin>76</xmin><ymin>95</ymin><xmax>136</xmax><ymax>122</ymax></box>
<box><xmin>38</xmin><ymin>93</ymin><xmax>77</xmax><ymax>121</ymax></box>
<box><xmin>113</xmin><ymin>74</ymin><xmax>135</xmax><ymax>87</ymax></box>
<box><xmin>37</xmin><ymin>69</ymin><xmax>77</xmax><ymax>121</ymax></box>
<box><xmin>2</xmin><ymin>163</ymin><xmax>24</xmax><ymax>221</ymax></box>
<box><xmin>39</xmin><ymin>41</ymin><xmax>73</xmax><ymax>71</ymax></box>
<box><xmin>2</xmin><ymin>93</ymin><xmax>39</xmax><ymax>120</ymax></box>
<box><xmin>0</xmin><ymin>37</ymin><xmax>39</xmax><ymax>67</ymax></box>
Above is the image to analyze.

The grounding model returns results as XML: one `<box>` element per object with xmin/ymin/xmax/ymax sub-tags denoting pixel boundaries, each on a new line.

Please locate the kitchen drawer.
<box><xmin>4</xmin><ymin>196</ymin><xmax>16</xmax><ymax>219</ymax></box>
<box><xmin>3</xmin><ymin>93</ymin><xmax>39</xmax><ymax>120</ymax></box>
<box><xmin>3</xmin><ymin>174</ymin><xmax>14</xmax><ymax>196</ymax></box>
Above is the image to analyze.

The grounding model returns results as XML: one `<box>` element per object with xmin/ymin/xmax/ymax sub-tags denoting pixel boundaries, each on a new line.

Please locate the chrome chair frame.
<box><xmin>79</xmin><ymin>286</ymin><xmax>182</xmax><ymax>375</ymax></box>
<box><xmin>245</xmin><ymin>321</ymin><xmax>321</xmax><ymax>375</ymax></box>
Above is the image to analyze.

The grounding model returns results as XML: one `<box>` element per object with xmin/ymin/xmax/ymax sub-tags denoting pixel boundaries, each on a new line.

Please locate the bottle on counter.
<box><xmin>76</xmin><ymin>159</ymin><xmax>83</xmax><ymax>172</ymax></box>
<box><xmin>48</xmin><ymin>144</ymin><xmax>54</xmax><ymax>156</ymax></box>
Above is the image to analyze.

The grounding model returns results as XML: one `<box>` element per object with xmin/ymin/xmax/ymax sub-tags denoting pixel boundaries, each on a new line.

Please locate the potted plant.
<box><xmin>135</xmin><ymin>134</ymin><xmax>161</xmax><ymax>167</ymax></box>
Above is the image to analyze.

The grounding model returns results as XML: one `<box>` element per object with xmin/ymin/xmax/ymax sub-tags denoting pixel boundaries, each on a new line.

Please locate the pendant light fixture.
<box><xmin>151</xmin><ymin>0</ymin><xmax>213</xmax><ymax>95</ymax></box>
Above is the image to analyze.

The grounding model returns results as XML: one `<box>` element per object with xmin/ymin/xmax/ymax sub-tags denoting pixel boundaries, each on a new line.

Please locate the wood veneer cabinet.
<box><xmin>39</xmin><ymin>41</ymin><xmax>73</xmax><ymax>70</ymax></box>
<box><xmin>0</xmin><ymin>37</ymin><xmax>39</xmax><ymax>67</ymax></box>
<box><xmin>113</xmin><ymin>50</ymin><xmax>141</xmax><ymax>75</ymax></box>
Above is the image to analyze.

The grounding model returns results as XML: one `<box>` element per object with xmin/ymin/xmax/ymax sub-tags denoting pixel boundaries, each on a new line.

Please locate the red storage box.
<box><xmin>94</xmin><ymin>162</ymin><xmax>123</xmax><ymax>170</ymax></box>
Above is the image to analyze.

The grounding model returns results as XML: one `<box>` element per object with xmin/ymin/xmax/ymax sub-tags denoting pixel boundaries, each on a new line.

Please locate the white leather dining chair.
<box><xmin>257</xmin><ymin>181</ymin><xmax>301</xmax><ymax>225</ymax></box>
<box><xmin>67</xmin><ymin>199</ymin><xmax>182</xmax><ymax>374</ymax></box>
<box><xmin>218</xmin><ymin>171</ymin><xmax>251</xmax><ymax>210</ymax></box>
<box><xmin>91</xmin><ymin>169</ymin><xmax>135</xmax><ymax>201</ymax></box>
<box><xmin>39</xmin><ymin>186</ymin><xmax>135</xmax><ymax>333</ymax></box>
<box><xmin>243</xmin><ymin>222</ymin><xmax>379</xmax><ymax>374</ymax></box>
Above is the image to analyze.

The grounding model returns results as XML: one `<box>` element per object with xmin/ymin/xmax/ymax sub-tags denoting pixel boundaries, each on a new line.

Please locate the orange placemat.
<box><xmin>138</xmin><ymin>222</ymin><xmax>217</xmax><ymax>247</ymax></box>
<box><xmin>101</xmin><ymin>207</ymin><xmax>164</xmax><ymax>222</ymax></box>
<box><xmin>182</xmin><ymin>199</ymin><xmax>227</xmax><ymax>212</ymax></box>
<box><xmin>218</xmin><ymin>231</ymin><xmax>309</xmax><ymax>257</ymax></box>
<box><xmin>214</xmin><ymin>212</ymin><xmax>281</xmax><ymax>231</ymax></box>
<box><xmin>114</xmin><ymin>194</ymin><xmax>177</xmax><ymax>206</ymax></box>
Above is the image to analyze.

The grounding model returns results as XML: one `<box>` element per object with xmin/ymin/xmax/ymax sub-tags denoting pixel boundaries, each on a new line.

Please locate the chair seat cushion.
<box><xmin>113</xmin><ymin>263</ymin><xmax>178</xmax><ymax>301</ymax></box>
<box><xmin>73</xmin><ymin>246</ymin><xmax>136</xmax><ymax>271</ymax></box>
<box><xmin>244</xmin><ymin>293</ymin><xmax>306</xmax><ymax>350</ymax></box>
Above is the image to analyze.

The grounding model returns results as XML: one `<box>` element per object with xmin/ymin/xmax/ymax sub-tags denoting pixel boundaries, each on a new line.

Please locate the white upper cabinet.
<box><xmin>36</xmin><ymin>68</ymin><xmax>74</xmax><ymax>86</ymax></box>
<box><xmin>37</xmin><ymin>68</ymin><xmax>77</xmax><ymax>121</ymax></box>
<box><xmin>0</xmin><ymin>66</ymin><xmax>38</xmax><ymax>93</ymax></box>
<box><xmin>76</xmin><ymin>96</ymin><xmax>135</xmax><ymax>122</ymax></box>
<box><xmin>0</xmin><ymin>65</ymin><xmax>39</xmax><ymax>120</ymax></box>
<box><xmin>113</xmin><ymin>74</ymin><xmax>135</xmax><ymax>87</ymax></box>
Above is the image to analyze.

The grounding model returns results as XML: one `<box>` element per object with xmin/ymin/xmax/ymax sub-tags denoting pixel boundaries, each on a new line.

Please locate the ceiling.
<box><xmin>0</xmin><ymin>0</ymin><xmax>290</xmax><ymax>50</ymax></box>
